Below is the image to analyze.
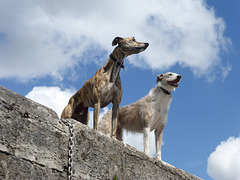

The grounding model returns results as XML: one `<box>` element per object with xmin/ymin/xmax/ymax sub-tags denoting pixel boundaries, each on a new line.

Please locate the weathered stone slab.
<box><xmin>0</xmin><ymin>85</ymin><xmax>68</xmax><ymax>179</ymax></box>
<box><xmin>0</xmin><ymin>85</ymin><xmax>202</xmax><ymax>180</ymax></box>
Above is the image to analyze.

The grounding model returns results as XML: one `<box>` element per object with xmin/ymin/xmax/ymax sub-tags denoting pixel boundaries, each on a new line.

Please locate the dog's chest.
<box><xmin>100</xmin><ymin>83</ymin><xmax>119</xmax><ymax>107</ymax></box>
<box><xmin>149</xmin><ymin>90</ymin><xmax>172</xmax><ymax>130</ymax></box>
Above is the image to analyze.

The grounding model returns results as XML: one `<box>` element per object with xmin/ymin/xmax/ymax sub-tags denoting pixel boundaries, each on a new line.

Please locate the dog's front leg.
<box><xmin>111</xmin><ymin>99</ymin><xmax>119</xmax><ymax>138</ymax></box>
<box><xmin>143</xmin><ymin>127</ymin><xmax>150</xmax><ymax>155</ymax></box>
<box><xmin>93</xmin><ymin>101</ymin><xmax>100</xmax><ymax>130</ymax></box>
<box><xmin>155</xmin><ymin>127</ymin><xmax>164</xmax><ymax>160</ymax></box>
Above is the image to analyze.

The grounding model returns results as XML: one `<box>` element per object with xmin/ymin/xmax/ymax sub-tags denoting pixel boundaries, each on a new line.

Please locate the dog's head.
<box><xmin>112</xmin><ymin>37</ymin><xmax>149</xmax><ymax>55</ymax></box>
<box><xmin>157</xmin><ymin>72</ymin><xmax>181</xmax><ymax>92</ymax></box>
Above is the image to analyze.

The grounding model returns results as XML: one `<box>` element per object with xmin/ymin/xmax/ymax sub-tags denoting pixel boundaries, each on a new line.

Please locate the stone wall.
<box><xmin>0</xmin><ymin>85</ymin><xmax>201</xmax><ymax>180</ymax></box>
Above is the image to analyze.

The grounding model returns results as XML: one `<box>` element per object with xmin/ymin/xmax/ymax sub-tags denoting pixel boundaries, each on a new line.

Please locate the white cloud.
<box><xmin>25</xmin><ymin>86</ymin><xmax>75</xmax><ymax>117</ymax></box>
<box><xmin>221</xmin><ymin>64</ymin><xmax>232</xmax><ymax>80</ymax></box>
<box><xmin>207</xmin><ymin>136</ymin><xmax>240</xmax><ymax>180</ymax></box>
<box><xmin>0</xmin><ymin>0</ymin><xmax>231</xmax><ymax>80</ymax></box>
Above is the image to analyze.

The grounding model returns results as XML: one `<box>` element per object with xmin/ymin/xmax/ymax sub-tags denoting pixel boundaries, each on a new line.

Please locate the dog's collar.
<box><xmin>110</xmin><ymin>54</ymin><xmax>125</xmax><ymax>69</ymax></box>
<box><xmin>160</xmin><ymin>87</ymin><xmax>171</xmax><ymax>95</ymax></box>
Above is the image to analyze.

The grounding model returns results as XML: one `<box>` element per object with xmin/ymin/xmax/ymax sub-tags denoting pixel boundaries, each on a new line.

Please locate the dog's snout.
<box><xmin>145</xmin><ymin>43</ymin><xmax>149</xmax><ymax>48</ymax></box>
<box><xmin>177</xmin><ymin>75</ymin><xmax>181</xmax><ymax>79</ymax></box>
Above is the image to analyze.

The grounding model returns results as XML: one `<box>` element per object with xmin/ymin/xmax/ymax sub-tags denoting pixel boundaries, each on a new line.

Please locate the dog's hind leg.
<box><xmin>61</xmin><ymin>97</ymin><xmax>75</xmax><ymax>119</ymax></box>
<box><xmin>79</xmin><ymin>108</ymin><xmax>89</xmax><ymax>125</ymax></box>
<box><xmin>71</xmin><ymin>103</ymin><xmax>89</xmax><ymax>125</ymax></box>
<box><xmin>144</xmin><ymin>127</ymin><xmax>150</xmax><ymax>155</ymax></box>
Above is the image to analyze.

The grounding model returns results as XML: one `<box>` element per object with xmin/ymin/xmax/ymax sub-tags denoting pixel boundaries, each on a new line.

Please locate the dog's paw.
<box><xmin>156</xmin><ymin>154</ymin><xmax>162</xmax><ymax>161</ymax></box>
<box><xmin>111</xmin><ymin>134</ymin><xmax>117</xmax><ymax>139</ymax></box>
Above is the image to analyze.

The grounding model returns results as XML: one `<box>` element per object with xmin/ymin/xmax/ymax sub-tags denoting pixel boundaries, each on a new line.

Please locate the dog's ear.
<box><xmin>157</xmin><ymin>74</ymin><xmax>164</xmax><ymax>83</ymax></box>
<box><xmin>112</xmin><ymin>37</ymin><xmax>123</xmax><ymax>46</ymax></box>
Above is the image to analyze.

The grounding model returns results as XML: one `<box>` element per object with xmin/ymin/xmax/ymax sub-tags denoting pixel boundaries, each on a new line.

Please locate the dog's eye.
<box><xmin>168</xmin><ymin>73</ymin><xmax>172</xmax><ymax>76</ymax></box>
<box><xmin>132</xmin><ymin>37</ymin><xmax>135</xmax><ymax>41</ymax></box>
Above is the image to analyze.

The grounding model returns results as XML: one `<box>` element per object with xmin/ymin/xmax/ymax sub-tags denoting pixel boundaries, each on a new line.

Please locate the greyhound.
<box><xmin>99</xmin><ymin>72</ymin><xmax>181</xmax><ymax>159</ymax></box>
<box><xmin>61</xmin><ymin>37</ymin><xmax>149</xmax><ymax>138</ymax></box>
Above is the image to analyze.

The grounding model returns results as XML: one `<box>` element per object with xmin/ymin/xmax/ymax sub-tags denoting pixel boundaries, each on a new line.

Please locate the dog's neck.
<box><xmin>111</xmin><ymin>46</ymin><xmax>127</xmax><ymax>64</ymax></box>
<box><xmin>160</xmin><ymin>87</ymin><xmax>171</xmax><ymax>95</ymax></box>
<box><xmin>156</xmin><ymin>81</ymin><xmax>172</xmax><ymax>95</ymax></box>
<box><xmin>103</xmin><ymin>47</ymin><xmax>127</xmax><ymax>82</ymax></box>
<box><xmin>156</xmin><ymin>84</ymin><xmax>171</xmax><ymax>95</ymax></box>
<box><xmin>110</xmin><ymin>54</ymin><xmax>124</xmax><ymax>69</ymax></box>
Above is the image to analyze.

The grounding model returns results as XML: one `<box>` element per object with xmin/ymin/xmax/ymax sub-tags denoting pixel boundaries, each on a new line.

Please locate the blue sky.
<box><xmin>1</xmin><ymin>0</ymin><xmax>240</xmax><ymax>179</ymax></box>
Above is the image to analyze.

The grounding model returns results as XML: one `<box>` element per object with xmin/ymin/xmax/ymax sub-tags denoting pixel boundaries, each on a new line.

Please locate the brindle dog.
<box><xmin>61</xmin><ymin>37</ymin><xmax>149</xmax><ymax>138</ymax></box>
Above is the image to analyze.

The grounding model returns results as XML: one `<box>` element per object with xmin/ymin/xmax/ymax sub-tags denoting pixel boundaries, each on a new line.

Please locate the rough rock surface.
<box><xmin>0</xmin><ymin>85</ymin><xmax>202</xmax><ymax>180</ymax></box>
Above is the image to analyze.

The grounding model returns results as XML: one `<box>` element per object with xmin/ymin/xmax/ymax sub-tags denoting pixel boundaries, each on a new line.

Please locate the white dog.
<box><xmin>98</xmin><ymin>72</ymin><xmax>181</xmax><ymax>160</ymax></box>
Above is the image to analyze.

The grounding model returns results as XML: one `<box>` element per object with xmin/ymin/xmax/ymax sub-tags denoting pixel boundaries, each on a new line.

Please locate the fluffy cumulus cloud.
<box><xmin>25</xmin><ymin>86</ymin><xmax>76</xmax><ymax>117</ymax></box>
<box><xmin>0</xmin><ymin>0</ymin><xmax>231</xmax><ymax>80</ymax></box>
<box><xmin>207</xmin><ymin>136</ymin><xmax>240</xmax><ymax>180</ymax></box>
